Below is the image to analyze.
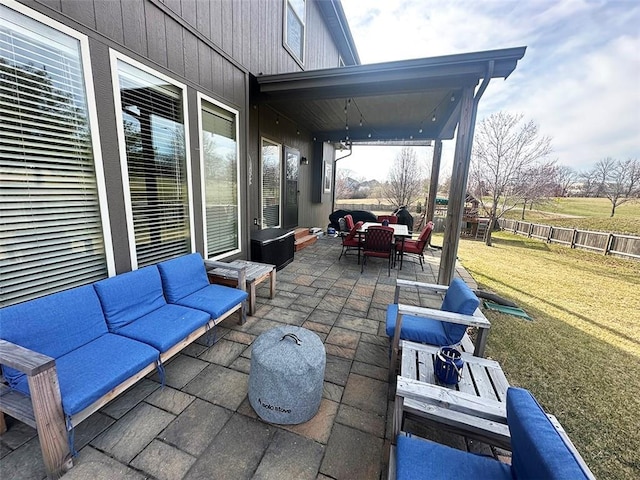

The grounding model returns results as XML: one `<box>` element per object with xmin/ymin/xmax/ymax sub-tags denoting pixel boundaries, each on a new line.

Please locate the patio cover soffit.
<box><xmin>256</xmin><ymin>47</ymin><xmax>526</xmax><ymax>144</ymax></box>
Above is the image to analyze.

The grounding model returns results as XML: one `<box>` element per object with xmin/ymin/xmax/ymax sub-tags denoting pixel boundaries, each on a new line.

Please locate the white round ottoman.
<box><xmin>249</xmin><ymin>326</ymin><xmax>326</xmax><ymax>424</ymax></box>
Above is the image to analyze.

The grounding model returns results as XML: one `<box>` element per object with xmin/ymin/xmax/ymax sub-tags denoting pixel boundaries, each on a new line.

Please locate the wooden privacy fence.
<box><xmin>498</xmin><ymin>219</ymin><xmax>640</xmax><ymax>260</ymax></box>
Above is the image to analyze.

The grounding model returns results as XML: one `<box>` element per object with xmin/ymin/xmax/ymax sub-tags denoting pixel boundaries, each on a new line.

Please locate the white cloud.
<box><xmin>340</xmin><ymin>0</ymin><xmax>640</xmax><ymax>179</ymax></box>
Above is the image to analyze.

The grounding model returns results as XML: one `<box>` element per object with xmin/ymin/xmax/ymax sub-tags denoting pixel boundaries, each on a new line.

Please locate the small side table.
<box><xmin>207</xmin><ymin>260</ymin><xmax>276</xmax><ymax>316</ymax></box>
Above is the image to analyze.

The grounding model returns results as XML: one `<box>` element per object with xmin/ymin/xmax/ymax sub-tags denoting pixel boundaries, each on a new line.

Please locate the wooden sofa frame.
<box><xmin>0</xmin><ymin>260</ymin><xmax>246</xmax><ymax>480</ymax></box>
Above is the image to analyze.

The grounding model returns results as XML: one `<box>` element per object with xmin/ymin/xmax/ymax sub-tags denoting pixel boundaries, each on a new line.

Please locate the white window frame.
<box><xmin>197</xmin><ymin>92</ymin><xmax>242</xmax><ymax>260</ymax></box>
<box><xmin>283</xmin><ymin>0</ymin><xmax>306</xmax><ymax>66</ymax></box>
<box><xmin>1</xmin><ymin>0</ymin><xmax>115</xmax><ymax>276</ymax></box>
<box><xmin>109</xmin><ymin>49</ymin><xmax>195</xmax><ymax>269</ymax></box>
<box><xmin>261</xmin><ymin>137</ymin><xmax>282</xmax><ymax>229</ymax></box>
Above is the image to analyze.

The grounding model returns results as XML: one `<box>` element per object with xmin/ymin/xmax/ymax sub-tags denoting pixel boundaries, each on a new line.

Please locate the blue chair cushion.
<box><xmin>173</xmin><ymin>284</ymin><xmax>248</xmax><ymax>319</ymax></box>
<box><xmin>157</xmin><ymin>253</ymin><xmax>210</xmax><ymax>303</ymax></box>
<box><xmin>396</xmin><ymin>434</ymin><xmax>512</xmax><ymax>480</ymax></box>
<box><xmin>385</xmin><ymin>304</ymin><xmax>451</xmax><ymax>345</ymax></box>
<box><xmin>10</xmin><ymin>334</ymin><xmax>159</xmax><ymax>417</ymax></box>
<box><xmin>0</xmin><ymin>285</ymin><xmax>109</xmax><ymax>389</ymax></box>
<box><xmin>440</xmin><ymin>278</ymin><xmax>479</xmax><ymax>344</ymax></box>
<box><xmin>115</xmin><ymin>304</ymin><xmax>210</xmax><ymax>353</ymax></box>
<box><xmin>94</xmin><ymin>266</ymin><xmax>166</xmax><ymax>331</ymax></box>
<box><xmin>507</xmin><ymin>387</ymin><xmax>591</xmax><ymax>479</ymax></box>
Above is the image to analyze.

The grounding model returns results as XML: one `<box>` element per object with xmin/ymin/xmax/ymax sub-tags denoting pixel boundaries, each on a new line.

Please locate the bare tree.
<box><xmin>591</xmin><ymin>157</ymin><xmax>640</xmax><ymax>217</ymax></box>
<box><xmin>470</xmin><ymin>112</ymin><xmax>552</xmax><ymax>245</ymax></box>
<box><xmin>514</xmin><ymin>161</ymin><xmax>558</xmax><ymax>220</ymax></box>
<box><xmin>554</xmin><ymin>165</ymin><xmax>577</xmax><ymax>197</ymax></box>
<box><xmin>382</xmin><ymin>147</ymin><xmax>426</xmax><ymax>208</ymax></box>
<box><xmin>335</xmin><ymin>168</ymin><xmax>357</xmax><ymax>199</ymax></box>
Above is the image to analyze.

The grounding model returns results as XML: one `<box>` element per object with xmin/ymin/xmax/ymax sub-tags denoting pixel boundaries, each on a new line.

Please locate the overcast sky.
<box><xmin>337</xmin><ymin>0</ymin><xmax>640</xmax><ymax>182</ymax></box>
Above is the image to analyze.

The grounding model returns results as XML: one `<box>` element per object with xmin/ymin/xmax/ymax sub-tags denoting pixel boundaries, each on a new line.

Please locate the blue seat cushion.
<box><xmin>507</xmin><ymin>387</ymin><xmax>591</xmax><ymax>479</ymax></box>
<box><xmin>157</xmin><ymin>253</ymin><xmax>210</xmax><ymax>303</ymax></box>
<box><xmin>385</xmin><ymin>304</ymin><xmax>451</xmax><ymax>346</ymax></box>
<box><xmin>10</xmin><ymin>334</ymin><xmax>159</xmax><ymax>417</ymax></box>
<box><xmin>396</xmin><ymin>434</ymin><xmax>512</xmax><ymax>480</ymax></box>
<box><xmin>94</xmin><ymin>266</ymin><xmax>167</xmax><ymax>331</ymax></box>
<box><xmin>114</xmin><ymin>304</ymin><xmax>210</xmax><ymax>353</ymax></box>
<box><xmin>173</xmin><ymin>284</ymin><xmax>248</xmax><ymax>319</ymax></box>
<box><xmin>0</xmin><ymin>285</ymin><xmax>108</xmax><ymax>389</ymax></box>
<box><xmin>440</xmin><ymin>278</ymin><xmax>479</xmax><ymax>343</ymax></box>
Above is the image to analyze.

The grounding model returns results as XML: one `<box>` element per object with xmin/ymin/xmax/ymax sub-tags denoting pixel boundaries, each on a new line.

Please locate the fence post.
<box><xmin>571</xmin><ymin>229</ymin><xmax>578</xmax><ymax>249</ymax></box>
<box><xmin>605</xmin><ymin>233</ymin><xmax>614</xmax><ymax>256</ymax></box>
<box><xmin>528</xmin><ymin>223</ymin><xmax>533</xmax><ymax>238</ymax></box>
<box><xmin>547</xmin><ymin>225</ymin><xmax>553</xmax><ymax>243</ymax></box>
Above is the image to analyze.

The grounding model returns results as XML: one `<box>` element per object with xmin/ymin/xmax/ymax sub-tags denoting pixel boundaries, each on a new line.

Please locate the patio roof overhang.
<box><xmin>256</xmin><ymin>47</ymin><xmax>526</xmax><ymax>145</ymax></box>
<box><xmin>257</xmin><ymin>46</ymin><xmax>526</xmax><ymax>284</ymax></box>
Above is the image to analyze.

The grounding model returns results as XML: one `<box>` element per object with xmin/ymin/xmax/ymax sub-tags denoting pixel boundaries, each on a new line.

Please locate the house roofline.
<box><xmin>317</xmin><ymin>0</ymin><xmax>361</xmax><ymax>65</ymax></box>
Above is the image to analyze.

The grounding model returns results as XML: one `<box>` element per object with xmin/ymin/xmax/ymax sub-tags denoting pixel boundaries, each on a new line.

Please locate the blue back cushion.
<box><xmin>0</xmin><ymin>285</ymin><xmax>108</xmax><ymax>388</ymax></box>
<box><xmin>157</xmin><ymin>253</ymin><xmax>209</xmax><ymax>303</ymax></box>
<box><xmin>440</xmin><ymin>278</ymin><xmax>479</xmax><ymax>343</ymax></box>
<box><xmin>94</xmin><ymin>266</ymin><xmax>166</xmax><ymax>331</ymax></box>
<box><xmin>508</xmin><ymin>387</ymin><xmax>591</xmax><ymax>479</ymax></box>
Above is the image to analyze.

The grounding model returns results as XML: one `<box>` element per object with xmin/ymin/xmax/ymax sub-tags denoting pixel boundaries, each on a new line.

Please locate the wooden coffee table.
<box><xmin>207</xmin><ymin>260</ymin><xmax>276</xmax><ymax>316</ymax></box>
<box><xmin>393</xmin><ymin>339</ymin><xmax>511</xmax><ymax>449</ymax></box>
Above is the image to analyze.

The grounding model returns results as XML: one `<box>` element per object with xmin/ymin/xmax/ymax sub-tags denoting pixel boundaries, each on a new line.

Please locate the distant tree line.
<box><xmin>469</xmin><ymin>112</ymin><xmax>638</xmax><ymax>245</ymax></box>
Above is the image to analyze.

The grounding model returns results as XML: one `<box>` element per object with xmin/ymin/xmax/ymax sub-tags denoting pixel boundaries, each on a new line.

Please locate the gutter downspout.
<box><xmin>332</xmin><ymin>145</ymin><xmax>353</xmax><ymax>214</ymax></box>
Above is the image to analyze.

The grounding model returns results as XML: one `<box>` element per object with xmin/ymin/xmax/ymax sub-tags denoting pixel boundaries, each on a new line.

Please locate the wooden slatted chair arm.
<box><xmin>0</xmin><ymin>339</ymin><xmax>55</xmax><ymax>376</ymax></box>
<box><xmin>396</xmin><ymin>304</ymin><xmax>491</xmax><ymax>329</ymax></box>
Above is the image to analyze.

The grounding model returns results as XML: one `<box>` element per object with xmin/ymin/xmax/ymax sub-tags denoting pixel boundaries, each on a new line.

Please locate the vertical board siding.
<box><xmin>196</xmin><ymin>0</ymin><xmax>211</xmax><ymax>38</ymax></box>
<box><xmin>197</xmin><ymin>40</ymin><xmax>213</xmax><ymax>90</ymax></box>
<box><xmin>61</xmin><ymin>0</ymin><xmax>96</xmax><ymax>29</ymax></box>
<box><xmin>94</xmin><ymin>1</ymin><xmax>124</xmax><ymax>44</ymax></box>
<box><xmin>122</xmin><ymin>0</ymin><xmax>148</xmax><ymax>55</ymax></box>
<box><xmin>183</xmin><ymin>31</ymin><xmax>199</xmax><ymax>81</ymax></box>
<box><xmin>166</xmin><ymin>18</ymin><xmax>186</xmax><ymax>77</ymax></box>
<box><xmin>145</xmin><ymin>2</ymin><xmax>168</xmax><ymax>66</ymax></box>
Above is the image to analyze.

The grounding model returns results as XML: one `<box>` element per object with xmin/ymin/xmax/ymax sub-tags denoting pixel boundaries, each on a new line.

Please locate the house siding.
<box><xmin>7</xmin><ymin>0</ymin><xmax>344</xmax><ymax>285</ymax></box>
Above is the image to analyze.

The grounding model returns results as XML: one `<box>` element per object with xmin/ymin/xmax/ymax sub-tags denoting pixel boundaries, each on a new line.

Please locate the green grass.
<box><xmin>452</xmin><ymin>232</ymin><xmax>640</xmax><ymax>479</ymax></box>
<box><xmin>504</xmin><ymin>197</ymin><xmax>640</xmax><ymax>235</ymax></box>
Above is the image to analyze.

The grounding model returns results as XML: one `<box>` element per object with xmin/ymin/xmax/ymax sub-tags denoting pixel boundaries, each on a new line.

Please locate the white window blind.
<box><xmin>116</xmin><ymin>61</ymin><xmax>191</xmax><ymax>267</ymax></box>
<box><xmin>261</xmin><ymin>139</ymin><xmax>280</xmax><ymax>228</ymax></box>
<box><xmin>285</xmin><ymin>0</ymin><xmax>305</xmax><ymax>63</ymax></box>
<box><xmin>0</xmin><ymin>5</ymin><xmax>108</xmax><ymax>307</ymax></box>
<box><xmin>201</xmin><ymin>101</ymin><xmax>239</xmax><ymax>257</ymax></box>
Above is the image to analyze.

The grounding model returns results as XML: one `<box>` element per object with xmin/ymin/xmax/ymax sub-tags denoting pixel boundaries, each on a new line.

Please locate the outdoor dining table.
<box><xmin>357</xmin><ymin>222</ymin><xmax>411</xmax><ymax>269</ymax></box>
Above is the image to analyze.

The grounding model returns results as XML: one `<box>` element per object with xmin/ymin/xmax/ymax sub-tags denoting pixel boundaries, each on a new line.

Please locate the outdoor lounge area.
<box><xmin>0</xmin><ymin>236</ymin><xmax>593</xmax><ymax>480</ymax></box>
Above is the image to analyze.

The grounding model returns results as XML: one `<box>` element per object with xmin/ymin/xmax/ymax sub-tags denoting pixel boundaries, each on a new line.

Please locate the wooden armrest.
<box><xmin>396</xmin><ymin>377</ymin><xmax>506</xmax><ymax>422</ymax></box>
<box><xmin>397</xmin><ymin>304</ymin><xmax>491</xmax><ymax>329</ymax></box>
<box><xmin>396</xmin><ymin>279</ymin><xmax>449</xmax><ymax>292</ymax></box>
<box><xmin>0</xmin><ymin>339</ymin><xmax>55</xmax><ymax>376</ymax></box>
<box><xmin>394</xmin><ymin>279</ymin><xmax>449</xmax><ymax>303</ymax></box>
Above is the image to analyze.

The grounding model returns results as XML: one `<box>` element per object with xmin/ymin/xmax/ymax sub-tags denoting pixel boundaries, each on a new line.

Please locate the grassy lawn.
<box><xmin>453</xmin><ymin>232</ymin><xmax>640</xmax><ymax>479</ymax></box>
<box><xmin>504</xmin><ymin>197</ymin><xmax>640</xmax><ymax>235</ymax></box>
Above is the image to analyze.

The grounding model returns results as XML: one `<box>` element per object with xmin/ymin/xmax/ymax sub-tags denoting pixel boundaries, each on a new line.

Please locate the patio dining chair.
<box><xmin>338</xmin><ymin>221</ymin><xmax>364</xmax><ymax>261</ymax></box>
<box><xmin>377</xmin><ymin>215</ymin><xmax>398</xmax><ymax>224</ymax></box>
<box><xmin>344</xmin><ymin>214</ymin><xmax>355</xmax><ymax>231</ymax></box>
<box><xmin>396</xmin><ymin>221</ymin><xmax>433</xmax><ymax>270</ymax></box>
<box><xmin>361</xmin><ymin>226</ymin><xmax>395</xmax><ymax>275</ymax></box>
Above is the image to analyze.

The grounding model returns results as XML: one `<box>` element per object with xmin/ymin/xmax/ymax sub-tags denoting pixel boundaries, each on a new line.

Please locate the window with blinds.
<box><xmin>0</xmin><ymin>4</ymin><xmax>109</xmax><ymax>307</ymax></box>
<box><xmin>115</xmin><ymin>60</ymin><xmax>191</xmax><ymax>268</ymax></box>
<box><xmin>261</xmin><ymin>138</ymin><xmax>281</xmax><ymax>228</ymax></box>
<box><xmin>284</xmin><ymin>0</ymin><xmax>305</xmax><ymax>64</ymax></box>
<box><xmin>200</xmin><ymin>99</ymin><xmax>239</xmax><ymax>258</ymax></box>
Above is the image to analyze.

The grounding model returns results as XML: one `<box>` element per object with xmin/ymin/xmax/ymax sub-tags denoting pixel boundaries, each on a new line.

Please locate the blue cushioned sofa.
<box><xmin>0</xmin><ymin>253</ymin><xmax>247</xmax><ymax>479</ymax></box>
<box><xmin>391</xmin><ymin>387</ymin><xmax>595</xmax><ymax>479</ymax></box>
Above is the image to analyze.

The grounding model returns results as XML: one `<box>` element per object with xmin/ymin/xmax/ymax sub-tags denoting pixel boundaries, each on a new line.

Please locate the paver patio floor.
<box><xmin>0</xmin><ymin>235</ymin><xmax>498</xmax><ymax>480</ymax></box>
